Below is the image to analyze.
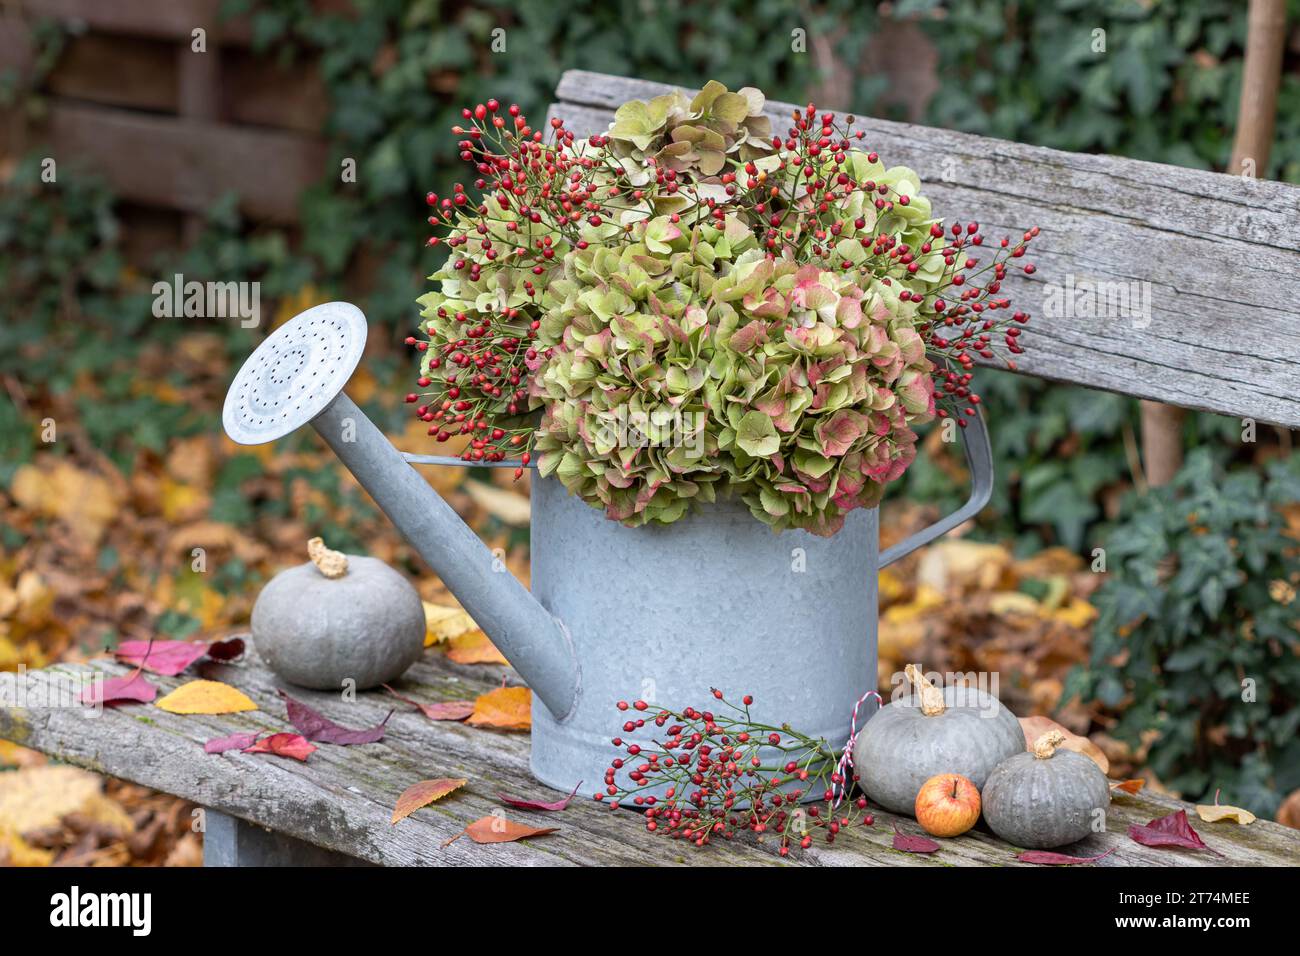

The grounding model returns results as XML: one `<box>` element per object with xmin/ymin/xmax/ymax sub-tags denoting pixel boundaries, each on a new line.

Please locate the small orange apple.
<box><xmin>915</xmin><ymin>773</ymin><xmax>980</xmax><ymax>837</ymax></box>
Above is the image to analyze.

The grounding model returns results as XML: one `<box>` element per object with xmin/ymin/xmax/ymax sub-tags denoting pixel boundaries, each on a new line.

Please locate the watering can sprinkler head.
<box><xmin>222</xmin><ymin>303</ymin><xmax>579</xmax><ymax>720</ymax></box>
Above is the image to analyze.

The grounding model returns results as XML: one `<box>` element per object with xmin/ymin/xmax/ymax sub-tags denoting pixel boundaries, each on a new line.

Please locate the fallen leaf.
<box><xmin>115</xmin><ymin>639</ymin><xmax>209</xmax><ymax>676</ymax></box>
<box><xmin>465</xmin><ymin>686</ymin><xmax>531</xmax><ymax>731</ymax></box>
<box><xmin>1018</xmin><ymin>847</ymin><xmax>1117</xmax><ymax>866</ymax></box>
<box><xmin>242</xmin><ymin>733</ymin><xmax>316</xmax><ymax>761</ymax></box>
<box><xmin>81</xmin><ymin>670</ymin><xmax>157</xmax><ymax>706</ymax></box>
<box><xmin>382</xmin><ymin>684</ymin><xmax>474</xmax><ymax>721</ymax></box>
<box><xmin>464</xmin><ymin>480</ymin><xmax>531</xmax><ymax>525</ymax></box>
<box><xmin>11</xmin><ymin>461</ymin><xmax>123</xmax><ymax>547</ymax></box>
<box><xmin>446</xmin><ymin>629</ymin><xmax>508</xmax><ymax>665</ymax></box>
<box><xmin>156</xmin><ymin>679</ymin><xmax>257</xmax><ymax>715</ymax></box>
<box><xmin>423</xmin><ymin>602</ymin><xmax>477</xmax><ymax>647</ymax></box>
<box><xmin>1277</xmin><ymin>789</ymin><xmax>1300</xmax><ymax>830</ymax></box>
<box><xmin>391</xmin><ymin>778</ymin><xmax>467</xmax><ymax>823</ymax></box>
<box><xmin>1196</xmin><ymin>790</ymin><xmax>1256</xmax><ymax>825</ymax></box>
<box><xmin>204</xmin><ymin>731</ymin><xmax>262</xmax><ymax>754</ymax></box>
<box><xmin>278</xmin><ymin>690</ymin><xmax>389</xmax><ymax>744</ymax></box>
<box><xmin>0</xmin><ymin>826</ymin><xmax>55</xmax><ymax>866</ymax></box>
<box><xmin>0</xmin><ymin>765</ymin><xmax>134</xmax><ymax>836</ymax></box>
<box><xmin>206</xmin><ymin>637</ymin><xmax>246</xmax><ymax>662</ymax></box>
<box><xmin>498</xmin><ymin>781</ymin><xmax>582</xmax><ymax>812</ymax></box>
<box><xmin>892</xmin><ymin>825</ymin><xmax>940</xmax><ymax>854</ymax></box>
<box><xmin>1128</xmin><ymin>810</ymin><xmax>1217</xmax><ymax>853</ymax></box>
<box><xmin>443</xmin><ymin>816</ymin><xmax>558</xmax><ymax>846</ymax></box>
<box><xmin>1110</xmin><ymin>779</ymin><xmax>1146</xmax><ymax>795</ymax></box>
<box><xmin>1018</xmin><ymin>716</ymin><xmax>1109</xmax><ymax>775</ymax></box>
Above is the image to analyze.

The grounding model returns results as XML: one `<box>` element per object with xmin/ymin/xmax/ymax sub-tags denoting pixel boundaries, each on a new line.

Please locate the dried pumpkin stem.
<box><xmin>307</xmin><ymin>536</ymin><xmax>348</xmax><ymax>579</ymax></box>
<box><xmin>905</xmin><ymin>663</ymin><xmax>946</xmax><ymax>717</ymax></box>
<box><xmin>1031</xmin><ymin>730</ymin><xmax>1066</xmax><ymax>759</ymax></box>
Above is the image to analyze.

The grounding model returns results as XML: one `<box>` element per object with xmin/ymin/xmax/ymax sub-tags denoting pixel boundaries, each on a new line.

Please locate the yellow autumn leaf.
<box><xmin>0</xmin><ymin>826</ymin><xmax>54</xmax><ymax>866</ymax></box>
<box><xmin>10</xmin><ymin>461</ymin><xmax>123</xmax><ymax>546</ymax></box>
<box><xmin>1196</xmin><ymin>803</ymin><xmax>1256</xmax><ymax>825</ymax></box>
<box><xmin>156</xmin><ymin>679</ymin><xmax>257</xmax><ymax>715</ymax></box>
<box><xmin>1052</xmin><ymin>597</ymin><xmax>1098</xmax><ymax>629</ymax></box>
<box><xmin>423</xmin><ymin>602</ymin><xmax>477</xmax><ymax>647</ymax></box>
<box><xmin>446</xmin><ymin>629</ymin><xmax>508</xmax><ymax>665</ymax></box>
<box><xmin>0</xmin><ymin>765</ymin><xmax>134</xmax><ymax>836</ymax></box>
<box><xmin>989</xmin><ymin>591</ymin><xmax>1041</xmax><ymax>616</ymax></box>
<box><xmin>160</xmin><ymin>477</ymin><xmax>209</xmax><ymax>523</ymax></box>
<box><xmin>466</xmin><ymin>686</ymin><xmax>531</xmax><ymax>730</ymax></box>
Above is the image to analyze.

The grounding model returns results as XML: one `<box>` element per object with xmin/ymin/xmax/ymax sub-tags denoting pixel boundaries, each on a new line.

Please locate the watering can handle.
<box><xmin>877</xmin><ymin>408</ymin><xmax>993</xmax><ymax>569</ymax></box>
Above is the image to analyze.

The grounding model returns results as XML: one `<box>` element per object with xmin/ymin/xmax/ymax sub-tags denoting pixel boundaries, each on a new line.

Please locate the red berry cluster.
<box><xmin>410</xmin><ymin>95</ymin><xmax>1042</xmax><ymax>469</ymax></box>
<box><xmin>596</xmin><ymin>690</ymin><xmax>874</xmax><ymax>855</ymax></box>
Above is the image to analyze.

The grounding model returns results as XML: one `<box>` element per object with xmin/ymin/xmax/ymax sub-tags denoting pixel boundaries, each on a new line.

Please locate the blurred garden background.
<box><xmin>0</xmin><ymin>0</ymin><xmax>1298</xmax><ymax>865</ymax></box>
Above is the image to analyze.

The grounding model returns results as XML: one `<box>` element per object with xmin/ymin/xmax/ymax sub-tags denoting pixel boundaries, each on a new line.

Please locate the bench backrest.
<box><xmin>550</xmin><ymin>71</ymin><xmax>1300</xmax><ymax>429</ymax></box>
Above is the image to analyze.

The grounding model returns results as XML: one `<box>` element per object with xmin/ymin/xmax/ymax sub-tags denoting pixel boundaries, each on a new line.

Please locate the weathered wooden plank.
<box><xmin>19</xmin><ymin>0</ymin><xmax>252</xmax><ymax>43</ymax></box>
<box><xmin>2</xmin><ymin>652</ymin><xmax>1295</xmax><ymax>866</ymax></box>
<box><xmin>13</xmin><ymin>100</ymin><xmax>327</xmax><ymax>223</ymax></box>
<box><xmin>552</xmin><ymin>71</ymin><xmax>1300</xmax><ymax>429</ymax></box>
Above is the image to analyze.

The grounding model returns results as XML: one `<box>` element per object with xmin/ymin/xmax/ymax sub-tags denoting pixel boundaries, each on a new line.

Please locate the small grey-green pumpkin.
<box><xmin>252</xmin><ymin>541</ymin><xmax>425</xmax><ymax>691</ymax></box>
<box><xmin>981</xmin><ymin>730</ymin><xmax>1111</xmax><ymax>849</ymax></box>
<box><xmin>853</xmin><ymin>664</ymin><xmax>1025</xmax><ymax>815</ymax></box>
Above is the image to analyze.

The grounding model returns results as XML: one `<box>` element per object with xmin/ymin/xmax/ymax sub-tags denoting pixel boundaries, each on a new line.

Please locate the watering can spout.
<box><xmin>221</xmin><ymin>303</ymin><xmax>579</xmax><ymax>720</ymax></box>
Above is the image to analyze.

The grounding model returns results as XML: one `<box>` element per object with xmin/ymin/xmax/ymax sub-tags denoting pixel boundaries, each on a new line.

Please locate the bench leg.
<box><xmin>202</xmin><ymin>809</ymin><xmax>370</xmax><ymax>866</ymax></box>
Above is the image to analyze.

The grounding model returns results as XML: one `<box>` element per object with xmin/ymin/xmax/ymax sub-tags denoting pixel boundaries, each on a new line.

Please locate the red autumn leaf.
<box><xmin>443</xmin><ymin>816</ymin><xmax>558</xmax><ymax>847</ymax></box>
<box><xmin>278</xmin><ymin>690</ymin><xmax>390</xmax><ymax>744</ymax></box>
<box><xmin>115</xmin><ymin>639</ymin><xmax>209</xmax><ymax>676</ymax></box>
<box><xmin>1128</xmin><ymin>810</ymin><xmax>1218</xmax><ymax>854</ymax></box>
<box><xmin>81</xmin><ymin>669</ymin><xmax>157</xmax><ymax>706</ymax></box>
<box><xmin>497</xmin><ymin>780</ymin><xmax>582</xmax><ymax>812</ymax></box>
<box><xmin>892</xmin><ymin>825</ymin><xmax>940</xmax><ymax>854</ymax></box>
<box><xmin>204</xmin><ymin>731</ymin><xmax>262</xmax><ymax>754</ymax></box>
<box><xmin>382</xmin><ymin>684</ymin><xmax>475</xmax><ymax>721</ymax></box>
<box><xmin>242</xmin><ymin>732</ymin><xmax>316</xmax><ymax>762</ymax></box>
<box><xmin>1018</xmin><ymin>846</ymin><xmax>1117</xmax><ymax>866</ymax></box>
<box><xmin>206</xmin><ymin>637</ymin><xmax>247</xmax><ymax>662</ymax></box>
<box><xmin>391</xmin><ymin>778</ymin><xmax>467</xmax><ymax>824</ymax></box>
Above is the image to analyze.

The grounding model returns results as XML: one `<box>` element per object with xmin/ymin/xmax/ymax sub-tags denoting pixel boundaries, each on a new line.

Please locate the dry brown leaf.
<box><xmin>391</xmin><ymin>778</ymin><xmax>467</xmax><ymax>824</ymax></box>
<box><xmin>156</xmin><ymin>679</ymin><xmax>257</xmax><ymax>715</ymax></box>
<box><xmin>443</xmin><ymin>815</ymin><xmax>557</xmax><ymax>846</ymax></box>
<box><xmin>446</xmin><ymin>629</ymin><xmax>508</xmax><ymax>665</ymax></box>
<box><xmin>466</xmin><ymin>686</ymin><xmax>532</xmax><ymax>730</ymax></box>
<box><xmin>1018</xmin><ymin>715</ymin><xmax>1109</xmax><ymax>775</ymax></box>
<box><xmin>1196</xmin><ymin>797</ymin><xmax>1256</xmax><ymax>826</ymax></box>
<box><xmin>464</xmin><ymin>481</ymin><xmax>531</xmax><ymax>525</ymax></box>
<box><xmin>1277</xmin><ymin>790</ymin><xmax>1300</xmax><ymax>830</ymax></box>
<box><xmin>11</xmin><ymin>460</ymin><xmax>123</xmax><ymax>547</ymax></box>
<box><xmin>0</xmin><ymin>765</ymin><xmax>134</xmax><ymax>836</ymax></box>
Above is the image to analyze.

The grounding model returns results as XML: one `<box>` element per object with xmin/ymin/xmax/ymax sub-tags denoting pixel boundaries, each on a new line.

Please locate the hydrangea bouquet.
<box><xmin>410</xmin><ymin>82</ymin><xmax>1037</xmax><ymax>536</ymax></box>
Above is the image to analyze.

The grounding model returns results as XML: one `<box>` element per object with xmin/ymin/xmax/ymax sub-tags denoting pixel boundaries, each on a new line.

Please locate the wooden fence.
<box><xmin>0</xmin><ymin>0</ymin><xmax>343</xmax><ymax>240</ymax></box>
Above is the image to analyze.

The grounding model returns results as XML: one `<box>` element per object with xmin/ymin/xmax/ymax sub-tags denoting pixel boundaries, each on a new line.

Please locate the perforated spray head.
<box><xmin>222</xmin><ymin>302</ymin><xmax>368</xmax><ymax>445</ymax></box>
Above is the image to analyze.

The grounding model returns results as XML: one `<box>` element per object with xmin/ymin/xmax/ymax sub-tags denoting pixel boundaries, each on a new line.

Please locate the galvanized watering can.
<box><xmin>223</xmin><ymin>302</ymin><xmax>993</xmax><ymax>794</ymax></box>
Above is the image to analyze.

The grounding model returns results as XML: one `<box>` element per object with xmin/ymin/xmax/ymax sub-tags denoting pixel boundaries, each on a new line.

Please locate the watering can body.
<box><xmin>223</xmin><ymin>303</ymin><xmax>994</xmax><ymax>798</ymax></box>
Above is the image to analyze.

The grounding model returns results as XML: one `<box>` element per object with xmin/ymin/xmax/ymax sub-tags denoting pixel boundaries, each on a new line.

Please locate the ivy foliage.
<box><xmin>1065</xmin><ymin>450</ymin><xmax>1300</xmax><ymax>816</ymax></box>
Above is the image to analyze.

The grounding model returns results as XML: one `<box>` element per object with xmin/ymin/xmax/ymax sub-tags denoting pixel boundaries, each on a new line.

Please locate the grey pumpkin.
<box><xmin>853</xmin><ymin>664</ymin><xmax>1024</xmax><ymax>815</ymax></box>
<box><xmin>981</xmin><ymin>730</ymin><xmax>1111</xmax><ymax>849</ymax></box>
<box><xmin>252</xmin><ymin>539</ymin><xmax>426</xmax><ymax>691</ymax></box>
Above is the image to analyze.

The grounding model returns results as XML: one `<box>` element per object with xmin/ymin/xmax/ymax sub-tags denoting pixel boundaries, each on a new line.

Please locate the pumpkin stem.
<box><xmin>308</xmin><ymin>536</ymin><xmax>348</xmax><ymax>579</ymax></box>
<box><xmin>905</xmin><ymin>664</ymin><xmax>946</xmax><ymax>717</ymax></box>
<box><xmin>1031</xmin><ymin>730</ymin><xmax>1067</xmax><ymax>759</ymax></box>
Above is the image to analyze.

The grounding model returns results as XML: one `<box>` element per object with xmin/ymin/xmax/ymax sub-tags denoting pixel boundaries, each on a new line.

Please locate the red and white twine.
<box><xmin>831</xmin><ymin>689</ymin><xmax>881</xmax><ymax>809</ymax></box>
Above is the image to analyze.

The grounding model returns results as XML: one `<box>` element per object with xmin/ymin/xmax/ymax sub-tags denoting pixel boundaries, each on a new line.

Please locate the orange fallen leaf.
<box><xmin>446</xmin><ymin>629</ymin><xmax>508</xmax><ymax>665</ymax></box>
<box><xmin>392</xmin><ymin>778</ymin><xmax>467</xmax><ymax>824</ymax></box>
<box><xmin>443</xmin><ymin>815</ymin><xmax>558</xmax><ymax>847</ymax></box>
<box><xmin>465</xmin><ymin>686</ymin><xmax>531</xmax><ymax>731</ymax></box>
<box><xmin>242</xmin><ymin>733</ymin><xmax>316</xmax><ymax>762</ymax></box>
<box><xmin>1018</xmin><ymin>716</ymin><xmax>1108</xmax><ymax>775</ymax></box>
<box><xmin>156</xmin><ymin>679</ymin><xmax>257</xmax><ymax>715</ymax></box>
<box><xmin>1111</xmin><ymin>779</ymin><xmax>1146</xmax><ymax>795</ymax></box>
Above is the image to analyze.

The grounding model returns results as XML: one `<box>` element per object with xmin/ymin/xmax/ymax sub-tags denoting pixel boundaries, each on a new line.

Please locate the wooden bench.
<box><xmin>4</xmin><ymin>652</ymin><xmax>1298</xmax><ymax>866</ymax></box>
<box><xmin>3</xmin><ymin>70</ymin><xmax>1299</xmax><ymax>866</ymax></box>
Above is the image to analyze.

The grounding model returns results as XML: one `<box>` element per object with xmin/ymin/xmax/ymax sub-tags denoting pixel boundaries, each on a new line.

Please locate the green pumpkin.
<box><xmin>981</xmin><ymin>731</ymin><xmax>1111</xmax><ymax>849</ymax></box>
<box><xmin>853</xmin><ymin>664</ymin><xmax>1025</xmax><ymax>815</ymax></box>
